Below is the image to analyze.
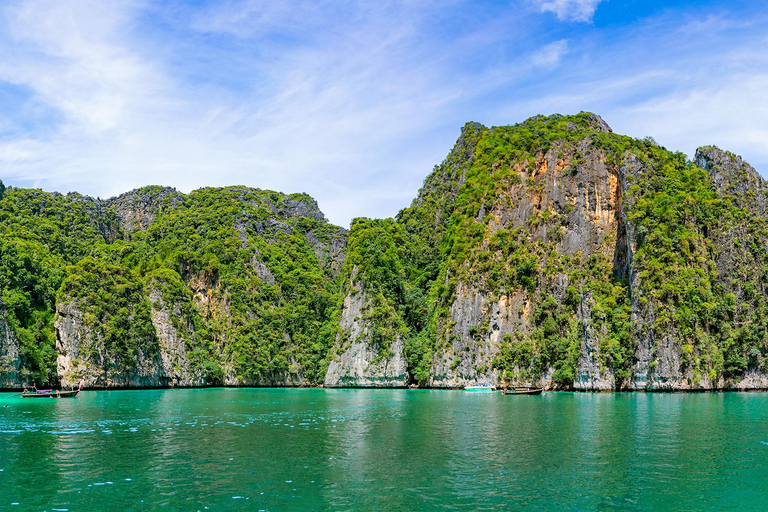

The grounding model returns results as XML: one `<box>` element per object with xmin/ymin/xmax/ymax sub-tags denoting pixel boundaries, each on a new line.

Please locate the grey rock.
<box><xmin>55</xmin><ymin>288</ymin><xmax>209</xmax><ymax>388</ymax></box>
<box><xmin>252</xmin><ymin>258</ymin><xmax>276</xmax><ymax>285</ymax></box>
<box><xmin>56</xmin><ymin>299</ymin><xmax>166</xmax><ymax>388</ymax></box>
<box><xmin>695</xmin><ymin>145</ymin><xmax>768</xmax><ymax>215</ymax></box>
<box><xmin>107</xmin><ymin>186</ymin><xmax>184</xmax><ymax>233</ymax></box>
<box><xmin>574</xmin><ymin>291</ymin><xmax>614</xmax><ymax>391</ymax></box>
<box><xmin>148</xmin><ymin>287</ymin><xmax>206</xmax><ymax>387</ymax></box>
<box><xmin>324</xmin><ymin>281</ymin><xmax>408</xmax><ymax>387</ymax></box>
<box><xmin>0</xmin><ymin>300</ymin><xmax>21</xmax><ymax>387</ymax></box>
<box><xmin>585</xmin><ymin>113</ymin><xmax>612</xmax><ymax>133</ymax></box>
<box><xmin>280</xmin><ymin>195</ymin><xmax>326</xmax><ymax>221</ymax></box>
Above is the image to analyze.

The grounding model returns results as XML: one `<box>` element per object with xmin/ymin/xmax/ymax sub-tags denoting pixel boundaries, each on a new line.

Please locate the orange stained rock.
<box><xmin>522</xmin><ymin>300</ymin><xmax>531</xmax><ymax>319</ymax></box>
<box><xmin>537</xmin><ymin>157</ymin><xmax>548</xmax><ymax>176</ymax></box>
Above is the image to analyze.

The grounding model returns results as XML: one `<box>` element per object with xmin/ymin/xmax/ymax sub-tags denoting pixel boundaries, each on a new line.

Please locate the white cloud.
<box><xmin>0</xmin><ymin>0</ymin><xmax>167</xmax><ymax>135</ymax></box>
<box><xmin>531</xmin><ymin>39</ymin><xmax>568</xmax><ymax>68</ymax></box>
<box><xmin>613</xmin><ymin>74</ymin><xmax>768</xmax><ymax>171</ymax></box>
<box><xmin>532</xmin><ymin>0</ymin><xmax>606</xmax><ymax>22</ymax></box>
<box><xmin>487</xmin><ymin>16</ymin><xmax>768</xmax><ymax>173</ymax></box>
<box><xmin>0</xmin><ymin>0</ymin><xmax>476</xmax><ymax>225</ymax></box>
<box><xmin>1</xmin><ymin>0</ymin><xmax>767</xmax><ymax>228</ymax></box>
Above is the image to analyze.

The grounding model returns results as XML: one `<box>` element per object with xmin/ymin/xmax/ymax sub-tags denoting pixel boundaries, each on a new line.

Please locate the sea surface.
<box><xmin>1</xmin><ymin>389</ymin><xmax>767</xmax><ymax>511</ymax></box>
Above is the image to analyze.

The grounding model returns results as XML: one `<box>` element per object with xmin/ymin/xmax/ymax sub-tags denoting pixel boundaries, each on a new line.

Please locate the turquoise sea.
<box><xmin>1</xmin><ymin>389</ymin><xmax>768</xmax><ymax>511</ymax></box>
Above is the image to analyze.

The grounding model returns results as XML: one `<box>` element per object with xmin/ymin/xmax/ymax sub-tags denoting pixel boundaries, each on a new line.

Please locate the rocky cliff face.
<box><xmin>56</xmin><ymin>299</ymin><xmax>167</xmax><ymax>388</ymax></box>
<box><xmin>56</xmin><ymin>283</ymin><xmax>211</xmax><ymax>388</ymax></box>
<box><xmin>0</xmin><ymin>300</ymin><xmax>21</xmax><ymax>387</ymax></box>
<box><xmin>107</xmin><ymin>186</ymin><xmax>184</xmax><ymax>234</ymax></box>
<box><xmin>47</xmin><ymin>186</ymin><xmax>346</xmax><ymax>389</ymax></box>
<box><xmin>423</xmin><ymin>132</ymin><xmax>628</xmax><ymax>388</ymax></box>
<box><xmin>695</xmin><ymin>146</ymin><xmax>768</xmax><ymax>215</ymax></box>
<box><xmin>324</xmin><ymin>278</ymin><xmax>409</xmax><ymax>387</ymax></box>
<box><xmin>148</xmin><ymin>287</ymin><xmax>206</xmax><ymax>387</ymax></box>
<box><xmin>5</xmin><ymin>112</ymin><xmax>768</xmax><ymax>391</ymax></box>
<box><xmin>328</xmin><ymin>113</ymin><xmax>768</xmax><ymax>390</ymax></box>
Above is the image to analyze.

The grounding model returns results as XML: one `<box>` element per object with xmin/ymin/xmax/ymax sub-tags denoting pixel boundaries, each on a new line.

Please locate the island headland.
<box><xmin>2</xmin><ymin>112</ymin><xmax>766</xmax><ymax>391</ymax></box>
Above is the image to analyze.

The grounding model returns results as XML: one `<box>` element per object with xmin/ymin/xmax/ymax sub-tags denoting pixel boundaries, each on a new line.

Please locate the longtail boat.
<box><xmin>503</xmin><ymin>387</ymin><xmax>543</xmax><ymax>395</ymax></box>
<box><xmin>21</xmin><ymin>387</ymin><xmax>80</xmax><ymax>398</ymax></box>
<box><xmin>464</xmin><ymin>383</ymin><xmax>496</xmax><ymax>392</ymax></box>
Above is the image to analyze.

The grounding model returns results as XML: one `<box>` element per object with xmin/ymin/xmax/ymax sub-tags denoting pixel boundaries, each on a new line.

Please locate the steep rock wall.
<box><xmin>329</xmin><ymin>114</ymin><xmax>768</xmax><ymax>391</ymax></box>
<box><xmin>574</xmin><ymin>291</ymin><xmax>615</xmax><ymax>391</ymax></box>
<box><xmin>0</xmin><ymin>301</ymin><xmax>21</xmax><ymax>387</ymax></box>
<box><xmin>325</xmin><ymin>281</ymin><xmax>408</xmax><ymax>387</ymax></box>
<box><xmin>107</xmin><ymin>186</ymin><xmax>184</xmax><ymax>234</ymax></box>
<box><xmin>56</xmin><ymin>299</ymin><xmax>166</xmax><ymax>388</ymax></box>
<box><xmin>9</xmin><ymin>112</ymin><xmax>768</xmax><ymax>391</ymax></box>
<box><xmin>429</xmin><ymin>135</ymin><xmax>624</xmax><ymax>389</ymax></box>
<box><xmin>56</xmin><ymin>291</ymin><xmax>213</xmax><ymax>389</ymax></box>
<box><xmin>148</xmin><ymin>287</ymin><xmax>206</xmax><ymax>387</ymax></box>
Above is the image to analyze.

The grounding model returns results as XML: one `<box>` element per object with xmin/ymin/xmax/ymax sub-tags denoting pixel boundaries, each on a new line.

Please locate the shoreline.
<box><xmin>4</xmin><ymin>385</ymin><xmax>768</xmax><ymax>393</ymax></box>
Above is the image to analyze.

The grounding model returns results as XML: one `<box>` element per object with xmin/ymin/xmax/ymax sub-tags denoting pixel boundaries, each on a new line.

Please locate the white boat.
<box><xmin>464</xmin><ymin>383</ymin><xmax>496</xmax><ymax>392</ymax></box>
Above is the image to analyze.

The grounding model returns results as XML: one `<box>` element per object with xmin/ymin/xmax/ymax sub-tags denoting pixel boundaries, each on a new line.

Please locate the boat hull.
<box><xmin>503</xmin><ymin>388</ymin><xmax>543</xmax><ymax>395</ymax></box>
<box><xmin>21</xmin><ymin>390</ymin><xmax>80</xmax><ymax>398</ymax></box>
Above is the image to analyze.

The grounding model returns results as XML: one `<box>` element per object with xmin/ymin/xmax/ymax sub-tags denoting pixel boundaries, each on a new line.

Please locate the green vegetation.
<box><xmin>2</xmin><ymin>112</ymin><xmax>768</xmax><ymax>389</ymax></box>
<box><xmin>0</xmin><ymin>188</ymin><xmax>118</xmax><ymax>384</ymax></box>
<box><xmin>626</xmin><ymin>144</ymin><xmax>768</xmax><ymax>382</ymax></box>
<box><xmin>341</xmin><ymin>112</ymin><xmax>768</xmax><ymax>388</ymax></box>
<box><xmin>0</xmin><ymin>185</ymin><xmax>345</xmax><ymax>386</ymax></box>
<box><xmin>60</xmin><ymin>257</ymin><xmax>159</xmax><ymax>373</ymax></box>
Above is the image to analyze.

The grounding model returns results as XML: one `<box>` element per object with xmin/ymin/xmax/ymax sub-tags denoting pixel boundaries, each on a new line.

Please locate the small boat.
<box><xmin>21</xmin><ymin>387</ymin><xmax>81</xmax><ymax>398</ymax></box>
<box><xmin>464</xmin><ymin>383</ymin><xmax>496</xmax><ymax>392</ymax></box>
<box><xmin>503</xmin><ymin>387</ymin><xmax>543</xmax><ymax>395</ymax></box>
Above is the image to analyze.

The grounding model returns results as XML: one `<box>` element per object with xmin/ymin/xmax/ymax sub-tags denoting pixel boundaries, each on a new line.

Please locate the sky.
<box><xmin>1</xmin><ymin>0</ymin><xmax>767</xmax><ymax>227</ymax></box>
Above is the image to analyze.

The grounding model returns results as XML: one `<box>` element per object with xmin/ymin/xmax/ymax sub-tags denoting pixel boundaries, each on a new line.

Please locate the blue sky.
<box><xmin>1</xmin><ymin>0</ymin><xmax>767</xmax><ymax>227</ymax></box>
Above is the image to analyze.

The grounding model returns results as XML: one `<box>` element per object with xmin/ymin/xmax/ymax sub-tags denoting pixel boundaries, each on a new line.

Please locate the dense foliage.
<box><xmin>0</xmin><ymin>185</ymin><xmax>345</xmax><ymax>386</ymax></box>
<box><xmin>3</xmin><ymin>112</ymin><xmax>768</xmax><ymax>389</ymax></box>
<box><xmin>0</xmin><ymin>188</ymin><xmax>120</xmax><ymax>384</ymax></box>
<box><xmin>342</xmin><ymin>113</ymin><xmax>768</xmax><ymax>388</ymax></box>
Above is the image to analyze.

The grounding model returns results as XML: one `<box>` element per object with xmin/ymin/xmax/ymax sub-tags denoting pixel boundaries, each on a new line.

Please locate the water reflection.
<box><xmin>3</xmin><ymin>390</ymin><xmax>768</xmax><ymax>511</ymax></box>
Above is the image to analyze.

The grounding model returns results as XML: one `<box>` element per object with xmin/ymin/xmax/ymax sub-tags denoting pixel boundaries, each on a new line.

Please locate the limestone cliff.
<box><xmin>329</xmin><ymin>113</ymin><xmax>768</xmax><ymax>390</ymax></box>
<box><xmin>5</xmin><ymin>112</ymin><xmax>768</xmax><ymax>391</ymax></box>
<box><xmin>107</xmin><ymin>186</ymin><xmax>184</xmax><ymax>234</ymax></box>
<box><xmin>324</xmin><ymin>276</ymin><xmax>408</xmax><ymax>387</ymax></box>
<box><xmin>56</xmin><ymin>299</ymin><xmax>166</xmax><ymax>388</ymax></box>
<box><xmin>427</xmin><ymin>131</ymin><xmax>625</xmax><ymax>388</ymax></box>
<box><xmin>47</xmin><ymin>186</ymin><xmax>346</xmax><ymax>388</ymax></box>
<box><xmin>147</xmin><ymin>286</ymin><xmax>206</xmax><ymax>387</ymax></box>
<box><xmin>0</xmin><ymin>300</ymin><xmax>21</xmax><ymax>387</ymax></box>
<box><xmin>56</xmin><ymin>280</ymin><xmax>211</xmax><ymax>388</ymax></box>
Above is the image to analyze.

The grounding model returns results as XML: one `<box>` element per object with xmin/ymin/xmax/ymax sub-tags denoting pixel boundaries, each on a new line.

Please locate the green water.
<box><xmin>1</xmin><ymin>390</ymin><xmax>768</xmax><ymax>511</ymax></box>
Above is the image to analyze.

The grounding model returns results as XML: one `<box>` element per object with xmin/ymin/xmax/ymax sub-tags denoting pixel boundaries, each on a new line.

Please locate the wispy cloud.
<box><xmin>531</xmin><ymin>0</ymin><xmax>607</xmax><ymax>23</ymax></box>
<box><xmin>0</xmin><ymin>1</ymin><xmax>461</xmax><ymax>223</ymax></box>
<box><xmin>1</xmin><ymin>0</ymin><xmax>167</xmax><ymax>134</ymax></box>
<box><xmin>0</xmin><ymin>1</ymin><xmax>767</xmax><ymax>225</ymax></box>
<box><xmin>488</xmin><ymin>13</ymin><xmax>768</xmax><ymax>170</ymax></box>
<box><xmin>531</xmin><ymin>40</ymin><xmax>568</xmax><ymax>68</ymax></box>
